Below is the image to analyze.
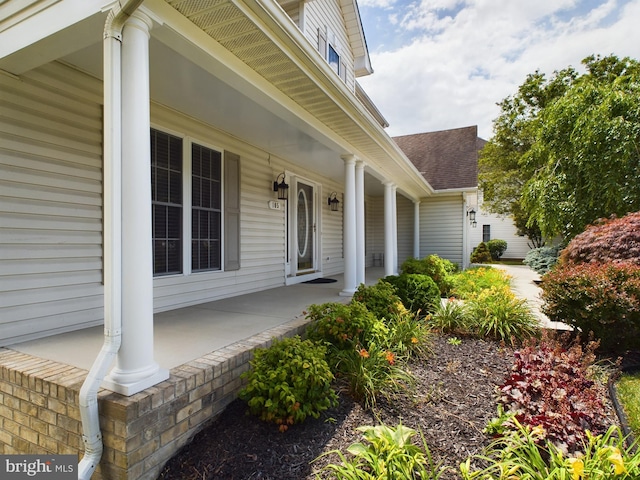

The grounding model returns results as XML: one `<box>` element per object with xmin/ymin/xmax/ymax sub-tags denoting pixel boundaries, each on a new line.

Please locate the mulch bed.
<box><xmin>157</xmin><ymin>333</ymin><xmax>617</xmax><ymax>479</ymax></box>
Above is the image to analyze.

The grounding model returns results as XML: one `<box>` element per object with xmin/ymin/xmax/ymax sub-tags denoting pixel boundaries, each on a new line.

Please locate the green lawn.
<box><xmin>616</xmin><ymin>372</ymin><xmax>640</xmax><ymax>438</ymax></box>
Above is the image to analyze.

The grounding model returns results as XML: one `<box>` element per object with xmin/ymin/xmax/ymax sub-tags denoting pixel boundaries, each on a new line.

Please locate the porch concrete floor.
<box><xmin>8</xmin><ymin>269</ymin><xmax>385</xmax><ymax>372</ymax></box>
<box><xmin>7</xmin><ymin>265</ymin><xmax>562</xmax><ymax>375</ymax></box>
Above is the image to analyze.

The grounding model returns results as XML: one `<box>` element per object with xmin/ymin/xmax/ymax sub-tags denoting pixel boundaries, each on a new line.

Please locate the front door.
<box><xmin>293</xmin><ymin>178</ymin><xmax>316</xmax><ymax>275</ymax></box>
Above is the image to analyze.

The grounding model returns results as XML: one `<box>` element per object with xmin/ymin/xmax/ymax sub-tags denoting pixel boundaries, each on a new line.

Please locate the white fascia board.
<box><xmin>429</xmin><ymin>187</ymin><xmax>478</xmax><ymax>198</ymax></box>
<box><xmin>0</xmin><ymin>0</ymin><xmax>106</xmax><ymax>70</ymax></box>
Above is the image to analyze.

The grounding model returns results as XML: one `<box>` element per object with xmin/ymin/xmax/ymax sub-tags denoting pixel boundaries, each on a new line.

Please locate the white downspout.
<box><xmin>78</xmin><ymin>2</ymin><xmax>144</xmax><ymax>478</ymax></box>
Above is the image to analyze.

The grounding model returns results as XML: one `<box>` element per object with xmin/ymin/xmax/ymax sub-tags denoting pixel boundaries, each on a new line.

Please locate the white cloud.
<box><xmin>358</xmin><ymin>0</ymin><xmax>640</xmax><ymax>139</ymax></box>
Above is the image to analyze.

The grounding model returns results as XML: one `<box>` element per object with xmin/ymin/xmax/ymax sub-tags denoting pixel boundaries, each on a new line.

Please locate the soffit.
<box><xmin>163</xmin><ymin>0</ymin><xmax>430</xmax><ymax>199</ymax></box>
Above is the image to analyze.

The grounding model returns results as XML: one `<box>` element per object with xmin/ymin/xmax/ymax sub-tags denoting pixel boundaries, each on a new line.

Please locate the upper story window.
<box><xmin>318</xmin><ymin>28</ymin><xmax>347</xmax><ymax>82</ymax></box>
<box><xmin>328</xmin><ymin>44</ymin><xmax>340</xmax><ymax>75</ymax></box>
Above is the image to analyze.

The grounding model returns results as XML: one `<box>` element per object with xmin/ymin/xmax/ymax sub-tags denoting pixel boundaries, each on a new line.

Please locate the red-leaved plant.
<box><xmin>498</xmin><ymin>334</ymin><xmax>610</xmax><ymax>454</ymax></box>
<box><xmin>559</xmin><ymin>211</ymin><xmax>640</xmax><ymax>267</ymax></box>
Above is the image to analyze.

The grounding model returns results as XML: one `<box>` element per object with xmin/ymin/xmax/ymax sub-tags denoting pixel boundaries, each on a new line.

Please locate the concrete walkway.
<box><xmin>493</xmin><ymin>264</ymin><xmax>570</xmax><ymax>330</ymax></box>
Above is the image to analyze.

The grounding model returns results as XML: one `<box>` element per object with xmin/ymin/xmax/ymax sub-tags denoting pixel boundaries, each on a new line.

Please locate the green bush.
<box><xmin>523</xmin><ymin>245</ymin><xmax>562</xmax><ymax>274</ymax></box>
<box><xmin>451</xmin><ymin>267</ymin><xmax>511</xmax><ymax>299</ymax></box>
<box><xmin>470</xmin><ymin>242</ymin><xmax>493</xmax><ymax>263</ymax></box>
<box><xmin>466</xmin><ymin>285</ymin><xmax>540</xmax><ymax>345</ymax></box>
<box><xmin>384</xmin><ymin>274</ymin><xmax>440</xmax><ymax>316</ymax></box>
<box><xmin>541</xmin><ymin>262</ymin><xmax>640</xmax><ymax>352</ymax></box>
<box><xmin>239</xmin><ymin>336</ymin><xmax>337</xmax><ymax>431</ymax></box>
<box><xmin>305</xmin><ymin>302</ymin><xmax>388</xmax><ymax>349</ymax></box>
<box><xmin>486</xmin><ymin>239</ymin><xmax>508</xmax><ymax>260</ymax></box>
<box><xmin>400</xmin><ymin>255</ymin><xmax>458</xmax><ymax>295</ymax></box>
<box><xmin>352</xmin><ymin>280</ymin><xmax>405</xmax><ymax>321</ymax></box>
<box><xmin>319</xmin><ymin>423</ymin><xmax>445</xmax><ymax>479</ymax></box>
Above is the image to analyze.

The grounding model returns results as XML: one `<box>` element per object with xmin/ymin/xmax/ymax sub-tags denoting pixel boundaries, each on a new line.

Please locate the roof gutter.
<box><xmin>77</xmin><ymin>1</ymin><xmax>144</xmax><ymax>478</ymax></box>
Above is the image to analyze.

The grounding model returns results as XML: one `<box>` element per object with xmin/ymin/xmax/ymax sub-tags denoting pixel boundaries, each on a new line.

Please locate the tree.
<box><xmin>479</xmin><ymin>66</ymin><xmax>577</xmax><ymax>245</ymax></box>
<box><xmin>480</xmin><ymin>55</ymin><xmax>640</xmax><ymax>241</ymax></box>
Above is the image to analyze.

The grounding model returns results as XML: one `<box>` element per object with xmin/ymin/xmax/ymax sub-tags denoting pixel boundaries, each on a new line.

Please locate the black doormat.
<box><xmin>303</xmin><ymin>278</ymin><xmax>337</xmax><ymax>284</ymax></box>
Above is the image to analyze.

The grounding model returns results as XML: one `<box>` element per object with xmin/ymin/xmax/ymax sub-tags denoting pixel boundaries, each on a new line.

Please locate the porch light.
<box><xmin>273</xmin><ymin>172</ymin><xmax>289</xmax><ymax>200</ymax></box>
<box><xmin>467</xmin><ymin>208</ymin><xmax>477</xmax><ymax>228</ymax></box>
<box><xmin>328</xmin><ymin>192</ymin><xmax>340</xmax><ymax>211</ymax></box>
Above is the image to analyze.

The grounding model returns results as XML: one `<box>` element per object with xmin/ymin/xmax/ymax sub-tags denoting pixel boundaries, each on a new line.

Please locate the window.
<box><xmin>328</xmin><ymin>44</ymin><xmax>340</xmax><ymax>75</ymax></box>
<box><xmin>151</xmin><ymin>129</ymin><xmax>183</xmax><ymax>276</ymax></box>
<box><xmin>482</xmin><ymin>225</ymin><xmax>491</xmax><ymax>243</ymax></box>
<box><xmin>192</xmin><ymin>143</ymin><xmax>222</xmax><ymax>272</ymax></box>
<box><xmin>150</xmin><ymin>129</ymin><xmax>240</xmax><ymax>277</ymax></box>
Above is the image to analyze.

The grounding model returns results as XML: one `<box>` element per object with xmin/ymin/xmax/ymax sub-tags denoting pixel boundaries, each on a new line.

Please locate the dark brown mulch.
<box><xmin>158</xmin><ymin>334</ymin><xmax>517</xmax><ymax>479</ymax></box>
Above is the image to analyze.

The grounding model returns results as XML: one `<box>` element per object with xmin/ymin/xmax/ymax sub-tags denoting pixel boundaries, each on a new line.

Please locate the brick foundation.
<box><xmin>0</xmin><ymin>316</ymin><xmax>309</xmax><ymax>479</ymax></box>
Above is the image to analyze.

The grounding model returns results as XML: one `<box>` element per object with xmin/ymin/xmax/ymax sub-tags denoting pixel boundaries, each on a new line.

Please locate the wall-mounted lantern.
<box><xmin>273</xmin><ymin>172</ymin><xmax>289</xmax><ymax>200</ymax></box>
<box><xmin>467</xmin><ymin>207</ymin><xmax>477</xmax><ymax>228</ymax></box>
<box><xmin>327</xmin><ymin>192</ymin><xmax>340</xmax><ymax>212</ymax></box>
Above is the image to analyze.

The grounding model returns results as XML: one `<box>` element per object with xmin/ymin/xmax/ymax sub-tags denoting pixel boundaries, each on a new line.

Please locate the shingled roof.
<box><xmin>393</xmin><ymin>126</ymin><xmax>483</xmax><ymax>191</ymax></box>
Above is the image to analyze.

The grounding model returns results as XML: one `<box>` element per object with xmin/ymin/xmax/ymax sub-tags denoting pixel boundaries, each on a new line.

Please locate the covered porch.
<box><xmin>0</xmin><ymin>268</ymin><xmax>385</xmax><ymax>480</ymax></box>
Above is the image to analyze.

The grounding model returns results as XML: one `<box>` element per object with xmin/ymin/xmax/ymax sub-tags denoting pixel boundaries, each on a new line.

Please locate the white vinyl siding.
<box><xmin>0</xmin><ymin>62</ymin><xmax>104</xmax><ymax>346</ymax></box>
<box><xmin>366</xmin><ymin>195</ymin><xmax>384</xmax><ymax>267</ymax></box>
<box><xmin>321</xmin><ymin>186</ymin><xmax>344</xmax><ymax>277</ymax></box>
<box><xmin>419</xmin><ymin>196</ymin><xmax>464</xmax><ymax>267</ymax></box>
<box><xmin>303</xmin><ymin>0</ymin><xmax>355</xmax><ymax>91</ymax></box>
<box><xmin>396</xmin><ymin>195</ymin><xmax>414</xmax><ymax>267</ymax></box>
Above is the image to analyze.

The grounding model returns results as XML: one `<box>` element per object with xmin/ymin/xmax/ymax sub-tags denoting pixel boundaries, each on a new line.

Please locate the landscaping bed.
<box><xmin>158</xmin><ymin>333</ymin><xmax>618</xmax><ymax>479</ymax></box>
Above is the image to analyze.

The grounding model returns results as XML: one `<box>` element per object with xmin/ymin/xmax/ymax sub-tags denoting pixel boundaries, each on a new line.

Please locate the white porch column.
<box><xmin>341</xmin><ymin>155</ymin><xmax>357</xmax><ymax>296</ymax></box>
<box><xmin>383</xmin><ymin>181</ymin><xmax>395</xmax><ymax>277</ymax></box>
<box><xmin>413</xmin><ymin>200</ymin><xmax>420</xmax><ymax>259</ymax></box>
<box><xmin>104</xmin><ymin>12</ymin><xmax>168</xmax><ymax>395</ymax></box>
<box><xmin>355</xmin><ymin>160</ymin><xmax>365</xmax><ymax>286</ymax></box>
<box><xmin>392</xmin><ymin>185</ymin><xmax>398</xmax><ymax>274</ymax></box>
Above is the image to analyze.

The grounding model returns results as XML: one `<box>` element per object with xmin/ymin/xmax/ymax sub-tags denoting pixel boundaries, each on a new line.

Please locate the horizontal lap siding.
<box><xmin>0</xmin><ymin>62</ymin><xmax>104</xmax><ymax>346</ymax></box>
<box><xmin>397</xmin><ymin>195</ymin><xmax>414</xmax><ymax>266</ymax></box>
<box><xmin>366</xmin><ymin>196</ymin><xmax>383</xmax><ymax>267</ymax></box>
<box><xmin>420</xmin><ymin>196</ymin><xmax>464</xmax><ymax>267</ymax></box>
<box><xmin>321</xmin><ymin>184</ymin><xmax>343</xmax><ymax>276</ymax></box>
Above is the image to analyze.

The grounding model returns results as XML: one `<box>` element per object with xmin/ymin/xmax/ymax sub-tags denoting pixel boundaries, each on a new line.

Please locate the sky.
<box><xmin>356</xmin><ymin>0</ymin><xmax>640</xmax><ymax>140</ymax></box>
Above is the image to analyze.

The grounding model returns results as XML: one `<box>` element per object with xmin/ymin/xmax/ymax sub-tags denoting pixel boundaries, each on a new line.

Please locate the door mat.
<box><xmin>303</xmin><ymin>278</ymin><xmax>337</xmax><ymax>284</ymax></box>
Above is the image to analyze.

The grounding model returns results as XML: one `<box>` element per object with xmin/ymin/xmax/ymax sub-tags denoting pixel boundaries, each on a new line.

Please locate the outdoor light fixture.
<box><xmin>273</xmin><ymin>172</ymin><xmax>289</xmax><ymax>200</ymax></box>
<box><xmin>467</xmin><ymin>208</ymin><xmax>478</xmax><ymax>228</ymax></box>
<box><xmin>327</xmin><ymin>192</ymin><xmax>340</xmax><ymax>212</ymax></box>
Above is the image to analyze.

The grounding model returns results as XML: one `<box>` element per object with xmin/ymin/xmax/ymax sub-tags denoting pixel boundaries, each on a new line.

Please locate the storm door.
<box><xmin>293</xmin><ymin>178</ymin><xmax>317</xmax><ymax>275</ymax></box>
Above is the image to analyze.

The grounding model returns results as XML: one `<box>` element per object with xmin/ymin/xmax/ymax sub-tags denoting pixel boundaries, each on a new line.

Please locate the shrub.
<box><xmin>333</xmin><ymin>343</ymin><xmax>414</xmax><ymax>409</ymax></box>
<box><xmin>486</xmin><ymin>239</ymin><xmax>508</xmax><ymax>260</ymax></box>
<box><xmin>540</xmin><ymin>262</ymin><xmax>640</xmax><ymax>352</ymax></box>
<box><xmin>470</xmin><ymin>242</ymin><xmax>492</xmax><ymax>263</ymax></box>
<box><xmin>559</xmin><ymin>211</ymin><xmax>640</xmax><ymax>267</ymax></box>
<box><xmin>461</xmin><ymin>422</ymin><xmax>640</xmax><ymax>479</ymax></box>
<box><xmin>523</xmin><ymin>245</ymin><xmax>562</xmax><ymax>274</ymax></box>
<box><xmin>239</xmin><ymin>336</ymin><xmax>337</xmax><ymax>431</ymax></box>
<box><xmin>498</xmin><ymin>334</ymin><xmax>609</xmax><ymax>453</ymax></box>
<box><xmin>451</xmin><ymin>267</ymin><xmax>511</xmax><ymax>299</ymax></box>
<box><xmin>427</xmin><ymin>298</ymin><xmax>471</xmax><ymax>334</ymax></box>
<box><xmin>319</xmin><ymin>423</ymin><xmax>445</xmax><ymax>479</ymax></box>
<box><xmin>352</xmin><ymin>280</ymin><xmax>405</xmax><ymax>321</ymax></box>
<box><xmin>384</xmin><ymin>274</ymin><xmax>440</xmax><ymax>316</ymax></box>
<box><xmin>305</xmin><ymin>302</ymin><xmax>388</xmax><ymax>349</ymax></box>
<box><xmin>465</xmin><ymin>285</ymin><xmax>540</xmax><ymax>345</ymax></box>
<box><xmin>400</xmin><ymin>255</ymin><xmax>459</xmax><ymax>295</ymax></box>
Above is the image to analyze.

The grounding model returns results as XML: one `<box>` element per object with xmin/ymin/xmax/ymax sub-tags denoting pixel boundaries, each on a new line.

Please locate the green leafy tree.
<box><xmin>480</xmin><ymin>54</ymin><xmax>640</xmax><ymax>241</ymax></box>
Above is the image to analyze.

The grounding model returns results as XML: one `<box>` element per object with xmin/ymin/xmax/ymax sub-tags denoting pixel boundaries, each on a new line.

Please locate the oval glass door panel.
<box><xmin>297</xmin><ymin>183</ymin><xmax>313</xmax><ymax>271</ymax></box>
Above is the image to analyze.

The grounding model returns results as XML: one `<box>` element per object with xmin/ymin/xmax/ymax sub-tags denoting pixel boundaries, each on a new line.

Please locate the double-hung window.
<box><xmin>151</xmin><ymin>129</ymin><xmax>238</xmax><ymax>277</ymax></box>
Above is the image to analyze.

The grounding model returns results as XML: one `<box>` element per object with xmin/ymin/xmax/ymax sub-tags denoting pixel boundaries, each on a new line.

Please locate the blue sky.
<box><xmin>356</xmin><ymin>0</ymin><xmax>640</xmax><ymax>139</ymax></box>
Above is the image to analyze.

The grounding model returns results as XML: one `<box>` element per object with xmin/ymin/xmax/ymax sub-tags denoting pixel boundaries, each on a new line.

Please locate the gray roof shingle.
<box><xmin>393</xmin><ymin>126</ymin><xmax>483</xmax><ymax>191</ymax></box>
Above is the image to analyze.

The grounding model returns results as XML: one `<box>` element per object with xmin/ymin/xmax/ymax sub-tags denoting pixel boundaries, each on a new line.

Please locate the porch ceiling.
<box><xmin>1</xmin><ymin>0</ymin><xmax>433</xmax><ymax>198</ymax></box>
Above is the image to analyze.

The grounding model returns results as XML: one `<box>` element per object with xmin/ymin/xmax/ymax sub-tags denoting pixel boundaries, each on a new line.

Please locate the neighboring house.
<box><xmin>395</xmin><ymin>126</ymin><xmax>531</xmax><ymax>264</ymax></box>
<box><xmin>0</xmin><ymin>0</ymin><xmax>447</xmax><ymax>477</ymax></box>
<box><xmin>470</xmin><ymin>191</ymin><xmax>532</xmax><ymax>259</ymax></box>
